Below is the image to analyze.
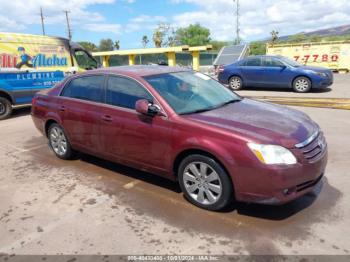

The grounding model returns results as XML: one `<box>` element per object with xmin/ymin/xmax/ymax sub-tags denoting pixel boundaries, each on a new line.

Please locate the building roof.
<box><xmin>91</xmin><ymin>65</ymin><xmax>191</xmax><ymax>77</ymax></box>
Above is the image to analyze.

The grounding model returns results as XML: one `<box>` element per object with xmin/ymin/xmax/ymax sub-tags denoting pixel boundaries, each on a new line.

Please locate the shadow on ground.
<box><xmin>240</xmin><ymin>86</ymin><xmax>332</xmax><ymax>93</ymax></box>
<box><xmin>9</xmin><ymin>107</ymin><xmax>31</xmax><ymax>119</ymax></box>
<box><xmin>78</xmin><ymin>152</ymin><xmax>328</xmax><ymax>221</ymax></box>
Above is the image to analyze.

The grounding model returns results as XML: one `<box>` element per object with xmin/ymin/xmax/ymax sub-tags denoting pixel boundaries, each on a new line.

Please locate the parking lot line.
<box><xmin>123</xmin><ymin>179</ymin><xmax>141</xmax><ymax>189</ymax></box>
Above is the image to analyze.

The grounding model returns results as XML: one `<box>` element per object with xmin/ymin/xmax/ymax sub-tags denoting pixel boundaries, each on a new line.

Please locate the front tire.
<box><xmin>228</xmin><ymin>76</ymin><xmax>243</xmax><ymax>91</ymax></box>
<box><xmin>293</xmin><ymin>76</ymin><xmax>311</xmax><ymax>93</ymax></box>
<box><xmin>48</xmin><ymin>123</ymin><xmax>75</xmax><ymax>160</ymax></box>
<box><xmin>178</xmin><ymin>154</ymin><xmax>233</xmax><ymax>211</ymax></box>
<box><xmin>0</xmin><ymin>97</ymin><xmax>12</xmax><ymax>120</ymax></box>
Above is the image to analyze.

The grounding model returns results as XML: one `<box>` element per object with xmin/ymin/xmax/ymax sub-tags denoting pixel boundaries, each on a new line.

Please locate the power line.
<box><xmin>64</xmin><ymin>10</ymin><xmax>72</xmax><ymax>40</ymax></box>
<box><xmin>39</xmin><ymin>7</ymin><xmax>45</xmax><ymax>35</ymax></box>
<box><xmin>233</xmin><ymin>0</ymin><xmax>240</xmax><ymax>44</ymax></box>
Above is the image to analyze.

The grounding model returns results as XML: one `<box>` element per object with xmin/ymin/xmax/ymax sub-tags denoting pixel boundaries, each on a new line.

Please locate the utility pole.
<box><xmin>64</xmin><ymin>10</ymin><xmax>72</xmax><ymax>40</ymax></box>
<box><xmin>40</xmin><ymin>7</ymin><xmax>45</xmax><ymax>35</ymax></box>
<box><xmin>233</xmin><ymin>0</ymin><xmax>240</xmax><ymax>45</ymax></box>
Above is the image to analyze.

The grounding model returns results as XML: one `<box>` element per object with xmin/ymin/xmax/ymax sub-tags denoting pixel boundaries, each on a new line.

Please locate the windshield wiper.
<box><xmin>215</xmin><ymin>98</ymin><xmax>242</xmax><ymax>109</ymax></box>
<box><xmin>180</xmin><ymin>107</ymin><xmax>215</xmax><ymax>115</ymax></box>
<box><xmin>180</xmin><ymin>99</ymin><xmax>242</xmax><ymax>115</ymax></box>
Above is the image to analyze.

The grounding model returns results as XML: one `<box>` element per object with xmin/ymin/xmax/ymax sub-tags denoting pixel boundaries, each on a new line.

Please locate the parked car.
<box><xmin>218</xmin><ymin>55</ymin><xmax>334</xmax><ymax>93</ymax></box>
<box><xmin>31</xmin><ymin>66</ymin><xmax>327</xmax><ymax>211</ymax></box>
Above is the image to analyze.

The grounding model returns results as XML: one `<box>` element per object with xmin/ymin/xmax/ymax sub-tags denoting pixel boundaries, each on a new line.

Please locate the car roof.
<box><xmin>245</xmin><ymin>55</ymin><xmax>283</xmax><ymax>59</ymax></box>
<box><xmin>83</xmin><ymin>65</ymin><xmax>191</xmax><ymax>77</ymax></box>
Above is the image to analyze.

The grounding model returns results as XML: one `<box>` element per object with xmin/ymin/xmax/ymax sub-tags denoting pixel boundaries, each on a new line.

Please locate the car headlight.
<box><xmin>305</xmin><ymin>70</ymin><xmax>327</xmax><ymax>77</ymax></box>
<box><xmin>315</xmin><ymin>72</ymin><xmax>327</xmax><ymax>77</ymax></box>
<box><xmin>247</xmin><ymin>143</ymin><xmax>297</xmax><ymax>165</ymax></box>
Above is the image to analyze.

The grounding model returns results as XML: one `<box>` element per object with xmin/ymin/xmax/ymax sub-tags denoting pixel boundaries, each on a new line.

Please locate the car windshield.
<box><xmin>279</xmin><ymin>56</ymin><xmax>302</xmax><ymax>67</ymax></box>
<box><xmin>144</xmin><ymin>71</ymin><xmax>241</xmax><ymax>115</ymax></box>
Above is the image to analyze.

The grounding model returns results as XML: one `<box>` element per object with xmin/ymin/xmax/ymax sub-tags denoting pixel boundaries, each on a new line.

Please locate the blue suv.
<box><xmin>218</xmin><ymin>55</ymin><xmax>333</xmax><ymax>93</ymax></box>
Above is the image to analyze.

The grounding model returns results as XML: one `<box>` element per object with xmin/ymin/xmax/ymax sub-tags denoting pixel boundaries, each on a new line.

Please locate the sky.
<box><xmin>1</xmin><ymin>0</ymin><xmax>350</xmax><ymax>49</ymax></box>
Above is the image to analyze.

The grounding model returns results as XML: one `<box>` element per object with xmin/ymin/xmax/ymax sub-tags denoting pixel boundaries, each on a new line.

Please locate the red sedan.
<box><xmin>31</xmin><ymin>66</ymin><xmax>327</xmax><ymax>211</ymax></box>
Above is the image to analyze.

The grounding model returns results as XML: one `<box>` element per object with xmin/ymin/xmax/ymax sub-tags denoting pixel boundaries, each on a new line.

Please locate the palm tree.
<box><xmin>142</xmin><ymin>35</ymin><xmax>149</xmax><ymax>48</ymax></box>
<box><xmin>270</xmin><ymin>30</ymin><xmax>279</xmax><ymax>45</ymax></box>
<box><xmin>153</xmin><ymin>30</ymin><xmax>163</xmax><ymax>48</ymax></box>
<box><xmin>114</xmin><ymin>40</ymin><xmax>120</xmax><ymax>50</ymax></box>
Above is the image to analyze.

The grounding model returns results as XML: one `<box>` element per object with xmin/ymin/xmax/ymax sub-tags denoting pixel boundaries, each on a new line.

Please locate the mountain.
<box><xmin>278</xmin><ymin>24</ymin><xmax>350</xmax><ymax>41</ymax></box>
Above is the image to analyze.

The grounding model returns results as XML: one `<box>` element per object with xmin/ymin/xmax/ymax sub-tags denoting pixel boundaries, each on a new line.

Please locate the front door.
<box><xmin>100</xmin><ymin>75</ymin><xmax>172</xmax><ymax>173</ymax></box>
<box><xmin>261</xmin><ymin>57</ymin><xmax>291</xmax><ymax>87</ymax></box>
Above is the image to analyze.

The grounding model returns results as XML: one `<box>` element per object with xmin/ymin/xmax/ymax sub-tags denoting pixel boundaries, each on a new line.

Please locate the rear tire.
<box><xmin>228</xmin><ymin>76</ymin><xmax>243</xmax><ymax>91</ymax></box>
<box><xmin>293</xmin><ymin>76</ymin><xmax>311</xmax><ymax>93</ymax></box>
<box><xmin>0</xmin><ymin>97</ymin><xmax>12</xmax><ymax>120</ymax></box>
<box><xmin>178</xmin><ymin>154</ymin><xmax>233</xmax><ymax>211</ymax></box>
<box><xmin>48</xmin><ymin>123</ymin><xmax>75</xmax><ymax>160</ymax></box>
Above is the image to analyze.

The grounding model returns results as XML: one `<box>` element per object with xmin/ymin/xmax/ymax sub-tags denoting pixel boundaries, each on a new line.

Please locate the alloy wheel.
<box><xmin>295</xmin><ymin>78</ymin><xmax>310</xmax><ymax>92</ymax></box>
<box><xmin>0</xmin><ymin>102</ymin><xmax>5</xmax><ymax>115</ymax></box>
<box><xmin>182</xmin><ymin>162</ymin><xmax>222</xmax><ymax>205</ymax></box>
<box><xmin>49</xmin><ymin>126</ymin><xmax>68</xmax><ymax>156</ymax></box>
<box><xmin>229</xmin><ymin>77</ymin><xmax>242</xmax><ymax>90</ymax></box>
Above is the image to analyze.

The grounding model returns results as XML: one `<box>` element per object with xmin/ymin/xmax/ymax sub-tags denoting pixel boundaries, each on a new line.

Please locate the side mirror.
<box><xmin>135</xmin><ymin>99</ymin><xmax>162</xmax><ymax>117</ymax></box>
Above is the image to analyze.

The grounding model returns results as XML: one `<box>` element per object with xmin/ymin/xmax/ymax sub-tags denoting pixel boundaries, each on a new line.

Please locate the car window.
<box><xmin>144</xmin><ymin>72</ymin><xmax>241</xmax><ymax>115</ymax></box>
<box><xmin>61</xmin><ymin>75</ymin><xmax>105</xmax><ymax>103</ymax></box>
<box><xmin>106</xmin><ymin>76</ymin><xmax>153</xmax><ymax>109</ymax></box>
<box><xmin>262</xmin><ymin>57</ymin><xmax>285</xmax><ymax>67</ymax></box>
<box><xmin>243</xmin><ymin>57</ymin><xmax>261</xmax><ymax>66</ymax></box>
<box><xmin>74</xmin><ymin>50</ymin><xmax>98</xmax><ymax>69</ymax></box>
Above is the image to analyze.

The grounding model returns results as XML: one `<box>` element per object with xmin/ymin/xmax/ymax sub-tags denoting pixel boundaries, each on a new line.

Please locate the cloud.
<box><xmin>83</xmin><ymin>23</ymin><xmax>122</xmax><ymax>34</ymax></box>
<box><xmin>125</xmin><ymin>15</ymin><xmax>167</xmax><ymax>33</ymax></box>
<box><xmin>171</xmin><ymin>0</ymin><xmax>350</xmax><ymax>41</ymax></box>
<box><xmin>0</xmin><ymin>0</ymin><xmax>115</xmax><ymax>33</ymax></box>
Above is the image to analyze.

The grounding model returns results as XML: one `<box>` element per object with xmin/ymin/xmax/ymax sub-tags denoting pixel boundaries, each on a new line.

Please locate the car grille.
<box><xmin>295</xmin><ymin>131</ymin><xmax>327</xmax><ymax>163</ymax></box>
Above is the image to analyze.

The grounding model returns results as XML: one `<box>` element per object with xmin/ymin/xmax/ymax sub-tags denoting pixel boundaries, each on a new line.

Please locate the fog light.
<box><xmin>283</xmin><ymin>187</ymin><xmax>296</xmax><ymax>195</ymax></box>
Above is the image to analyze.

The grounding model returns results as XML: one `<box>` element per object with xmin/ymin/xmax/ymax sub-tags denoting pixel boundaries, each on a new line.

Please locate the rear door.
<box><xmin>239</xmin><ymin>57</ymin><xmax>264</xmax><ymax>86</ymax></box>
<box><xmin>59</xmin><ymin>75</ymin><xmax>105</xmax><ymax>153</ymax></box>
<box><xmin>100</xmin><ymin>75</ymin><xmax>172</xmax><ymax>173</ymax></box>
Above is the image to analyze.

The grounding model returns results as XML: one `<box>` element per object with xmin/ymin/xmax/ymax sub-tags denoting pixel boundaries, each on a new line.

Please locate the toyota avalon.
<box><xmin>31</xmin><ymin>66</ymin><xmax>327</xmax><ymax>211</ymax></box>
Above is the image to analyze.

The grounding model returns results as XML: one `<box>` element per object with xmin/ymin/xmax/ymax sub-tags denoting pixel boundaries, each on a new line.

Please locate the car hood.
<box><xmin>183</xmin><ymin>98</ymin><xmax>318</xmax><ymax>148</ymax></box>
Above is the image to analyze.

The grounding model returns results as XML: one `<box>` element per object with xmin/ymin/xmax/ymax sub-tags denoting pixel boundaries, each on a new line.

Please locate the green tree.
<box><xmin>309</xmin><ymin>35</ymin><xmax>322</xmax><ymax>42</ymax></box>
<box><xmin>288</xmin><ymin>33</ymin><xmax>307</xmax><ymax>43</ymax></box>
<box><xmin>98</xmin><ymin>39</ymin><xmax>114</xmax><ymax>51</ymax></box>
<box><xmin>249</xmin><ymin>41</ymin><xmax>266</xmax><ymax>55</ymax></box>
<box><xmin>210</xmin><ymin>40</ymin><xmax>229</xmax><ymax>51</ymax></box>
<box><xmin>175</xmin><ymin>23</ymin><xmax>211</xmax><ymax>46</ymax></box>
<box><xmin>77</xmin><ymin>41</ymin><xmax>98</xmax><ymax>52</ymax></box>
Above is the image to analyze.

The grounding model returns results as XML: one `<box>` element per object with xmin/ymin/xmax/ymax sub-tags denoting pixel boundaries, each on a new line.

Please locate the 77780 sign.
<box><xmin>294</xmin><ymin>54</ymin><xmax>339</xmax><ymax>63</ymax></box>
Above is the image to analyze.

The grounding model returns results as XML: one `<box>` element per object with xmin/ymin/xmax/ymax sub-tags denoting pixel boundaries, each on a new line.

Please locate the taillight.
<box><xmin>32</xmin><ymin>95</ymin><xmax>38</xmax><ymax>105</ymax></box>
<box><xmin>216</xmin><ymin>65</ymin><xmax>225</xmax><ymax>75</ymax></box>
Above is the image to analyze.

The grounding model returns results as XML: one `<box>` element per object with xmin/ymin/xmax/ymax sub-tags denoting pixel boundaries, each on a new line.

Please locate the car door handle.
<box><xmin>101</xmin><ymin>115</ymin><xmax>113</xmax><ymax>122</ymax></box>
<box><xmin>59</xmin><ymin>106</ymin><xmax>66</xmax><ymax>112</ymax></box>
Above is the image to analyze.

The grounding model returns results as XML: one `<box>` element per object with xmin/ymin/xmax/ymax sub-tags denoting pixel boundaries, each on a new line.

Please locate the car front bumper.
<box><xmin>233</xmin><ymin>146</ymin><xmax>328</xmax><ymax>205</ymax></box>
<box><xmin>312</xmin><ymin>74</ymin><xmax>334</xmax><ymax>88</ymax></box>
